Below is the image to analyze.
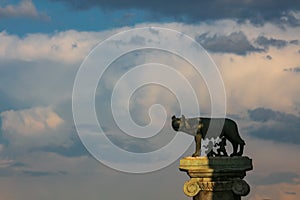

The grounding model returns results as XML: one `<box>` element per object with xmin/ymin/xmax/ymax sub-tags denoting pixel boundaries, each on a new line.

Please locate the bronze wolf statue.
<box><xmin>171</xmin><ymin>115</ymin><xmax>245</xmax><ymax>157</ymax></box>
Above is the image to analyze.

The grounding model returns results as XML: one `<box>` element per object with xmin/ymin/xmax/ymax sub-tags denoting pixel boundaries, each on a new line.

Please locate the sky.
<box><xmin>0</xmin><ymin>0</ymin><xmax>300</xmax><ymax>200</ymax></box>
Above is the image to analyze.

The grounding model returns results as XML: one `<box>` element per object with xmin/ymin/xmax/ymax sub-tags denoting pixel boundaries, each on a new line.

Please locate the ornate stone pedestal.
<box><xmin>179</xmin><ymin>156</ymin><xmax>253</xmax><ymax>200</ymax></box>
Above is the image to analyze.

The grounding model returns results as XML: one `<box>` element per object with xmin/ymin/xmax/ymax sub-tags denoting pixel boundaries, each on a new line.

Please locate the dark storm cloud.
<box><xmin>255</xmin><ymin>36</ymin><xmax>288</xmax><ymax>49</ymax></box>
<box><xmin>10</xmin><ymin>162</ymin><xmax>26</xmax><ymax>167</ymax></box>
<box><xmin>283</xmin><ymin>66</ymin><xmax>300</xmax><ymax>72</ymax></box>
<box><xmin>196</xmin><ymin>32</ymin><xmax>263</xmax><ymax>55</ymax></box>
<box><xmin>285</xmin><ymin>191</ymin><xmax>297</xmax><ymax>195</ymax></box>
<box><xmin>247</xmin><ymin>108</ymin><xmax>300</xmax><ymax>144</ymax></box>
<box><xmin>248</xmin><ymin>107</ymin><xmax>298</xmax><ymax>122</ymax></box>
<box><xmin>290</xmin><ymin>40</ymin><xmax>299</xmax><ymax>45</ymax></box>
<box><xmin>280</xmin><ymin>12</ymin><xmax>300</xmax><ymax>26</ymax></box>
<box><xmin>50</xmin><ymin>0</ymin><xmax>300</xmax><ymax>24</ymax></box>
<box><xmin>266</xmin><ymin>55</ymin><xmax>272</xmax><ymax>60</ymax></box>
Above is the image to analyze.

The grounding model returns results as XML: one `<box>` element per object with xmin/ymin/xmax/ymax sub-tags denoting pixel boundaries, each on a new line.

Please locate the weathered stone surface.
<box><xmin>179</xmin><ymin>156</ymin><xmax>253</xmax><ymax>199</ymax></box>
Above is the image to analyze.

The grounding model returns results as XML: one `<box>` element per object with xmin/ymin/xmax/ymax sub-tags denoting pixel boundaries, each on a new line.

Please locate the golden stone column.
<box><xmin>179</xmin><ymin>156</ymin><xmax>253</xmax><ymax>200</ymax></box>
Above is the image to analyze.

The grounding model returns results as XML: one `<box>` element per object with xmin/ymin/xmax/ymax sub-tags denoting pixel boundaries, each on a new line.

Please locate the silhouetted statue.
<box><xmin>171</xmin><ymin>115</ymin><xmax>245</xmax><ymax>157</ymax></box>
<box><xmin>203</xmin><ymin>137</ymin><xmax>228</xmax><ymax>157</ymax></box>
<box><xmin>203</xmin><ymin>140</ymin><xmax>215</xmax><ymax>157</ymax></box>
<box><xmin>215</xmin><ymin>137</ymin><xmax>228</xmax><ymax>157</ymax></box>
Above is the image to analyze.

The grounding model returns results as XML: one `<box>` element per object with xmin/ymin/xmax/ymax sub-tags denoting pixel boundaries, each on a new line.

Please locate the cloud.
<box><xmin>0</xmin><ymin>159</ymin><xmax>14</xmax><ymax>168</ymax></box>
<box><xmin>278</xmin><ymin>11</ymin><xmax>300</xmax><ymax>26</ymax></box>
<box><xmin>241</xmin><ymin>134</ymin><xmax>300</xmax><ymax>200</ymax></box>
<box><xmin>0</xmin><ymin>22</ymin><xmax>298</xmax><ymax>200</ymax></box>
<box><xmin>249</xmin><ymin>183</ymin><xmax>300</xmax><ymax>200</ymax></box>
<box><xmin>94</xmin><ymin>49</ymin><xmax>195</xmax><ymax>153</ymax></box>
<box><xmin>0</xmin><ymin>156</ymin><xmax>67</xmax><ymax>178</ymax></box>
<box><xmin>1</xmin><ymin>107</ymin><xmax>64</xmax><ymax>136</ymax></box>
<box><xmin>0</xmin><ymin>59</ymin><xmax>81</xmax><ymax>113</ymax></box>
<box><xmin>255</xmin><ymin>35</ymin><xmax>288</xmax><ymax>49</ymax></box>
<box><xmin>283</xmin><ymin>66</ymin><xmax>300</xmax><ymax>72</ymax></box>
<box><xmin>285</xmin><ymin>191</ymin><xmax>297</xmax><ymax>195</ymax></box>
<box><xmin>0</xmin><ymin>150</ymin><xmax>189</xmax><ymax>200</ymax></box>
<box><xmin>213</xmin><ymin>42</ymin><xmax>300</xmax><ymax>114</ymax></box>
<box><xmin>247</xmin><ymin>108</ymin><xmax>300</xmax><ymax>144</ymax></box>
<box><xmin>290</xmin><ymin>40</ymin><xmax>299</xmax><ymax>45</ymax></box>
<box><xmin>0</xmin><ymin>23</ymin><xmax>299</xmax><ymax>150</ymax></box>
<box><xmin>50</xmin><ymin>0</ymin><xmax>300</xmax><ymax>25</ymax></box>
<box><xmin>0</xmin><ymin>107</ymin><xmax>72</xmax><ymax>148</ymax></box>
<box><xmin>195</xmin><ymin>31</ymin><xmax>263</xmax><ymax>55</ymax></box>
<box><xmin>0</xmin><ymin>22</ymin><xmax>298</xmax><ymax>136</ymax></box>
<box><xmin>0</xmin><ymin>0</ymin><xmax>49</xmax><ymax>20</ymax></box>
<box><xmin>266</xmin><ymin>55</ymin><xmax>272</xmax><ymax>60</ymax></box>
<box><xmin>250</xmin><ymin>172</ymin><xmax>300</xmax><ymax>186</ymax></box>
<box><xmin>248</xmin><ymin>107</ymin><xmax>299</xmax><ymax>122</ymax></box>
<box><xmin>22</xmin><ymin>170</ymin><xmax>67</xmax><ymax>177</ymax></box>
<box><xmin>38</xmin><ymin>131</ymin><xmax>88</xmax><ymax>157</ymax></box>
<box><xmin>0</xmin><ymin>30</ymin><xmax>103</xmax><ymax>63</ymax></box>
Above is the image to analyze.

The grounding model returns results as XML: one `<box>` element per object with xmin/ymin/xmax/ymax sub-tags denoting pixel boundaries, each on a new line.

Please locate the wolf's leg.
<box><xmin>230</xmin><ymin>143</ymin><xmax>238</xmax><ymax>157</ymax></box>
<box><xmin>237</xmin><ymin>143</ymin><xmax>245</xmax><ymax>156</ymax></box>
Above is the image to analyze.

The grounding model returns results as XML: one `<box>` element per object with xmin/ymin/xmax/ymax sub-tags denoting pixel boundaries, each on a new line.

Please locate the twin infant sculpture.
<box><xmin>171</xmin><ymin>115</ymin><xmax>245</xmax><ymax>157</ymax></box>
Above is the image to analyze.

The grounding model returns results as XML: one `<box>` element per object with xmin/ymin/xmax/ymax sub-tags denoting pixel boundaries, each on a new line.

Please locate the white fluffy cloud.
<box><xmin>1</xmin><ymin>107</ymin><xmax>63</xmax><ymax>135</ymax></box>
<box><xmin>0</xmin><ymin>30</ymin><xmax>104</xmax><ymax>63</ymax></box>
<box><xmin>0</xmin><ymin>21</ymin><xmax>299</xmax><ymax>137</ymax></box>
<box><xmin>1</xmin><ymin>21</ymin><xmax>299</xmax><ymax>129</ymax></box>
<box><xmin>0</xmin><ymin>21</ymin><xmax>299</xmax><ymax>200</ymax></box>
<box><xmin>0</xmin><ymin>107</ymin><xmax>71</xmax><ymax>148</ymax></box>
<box><xmin>0</xmin><ymin>0</ymin><xmax>49</xmax><ymax>20</ymax></box>
<box><xmin>213</xmin><ymin>46</ymin><xmax>300</xmax><ymax>114</ymax></box>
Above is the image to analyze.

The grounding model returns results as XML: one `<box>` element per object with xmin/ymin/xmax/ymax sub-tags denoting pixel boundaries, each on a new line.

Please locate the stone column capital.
<box><xmin>180</xmin><ymin>156</ymin><xmax>253</xmax><ymax>199</ymax></box>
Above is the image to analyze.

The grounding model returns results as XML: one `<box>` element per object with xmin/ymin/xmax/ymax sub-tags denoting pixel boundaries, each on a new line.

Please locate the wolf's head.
<box><xmin>171</xmin><ymin>115</ymin><xmax>201</xmax><ymax>136</ymax></box>
<box><xmin>171</xmin><ymin>115</ymin><xmax>181</xmax><ymax>131</ymax></box>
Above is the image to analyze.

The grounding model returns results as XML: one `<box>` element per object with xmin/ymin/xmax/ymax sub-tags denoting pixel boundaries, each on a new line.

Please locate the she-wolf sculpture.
<box><xmin>171</xmin><ymin>115</ymin><xmax>245</xmax><ymax>157</ymax></box>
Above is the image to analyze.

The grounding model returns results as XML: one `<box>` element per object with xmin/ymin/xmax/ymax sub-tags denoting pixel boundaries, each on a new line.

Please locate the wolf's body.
<box><xmin>171</xmin><ymin>115</ymin><xmax>245</xmax><ymax>157</ymax></box>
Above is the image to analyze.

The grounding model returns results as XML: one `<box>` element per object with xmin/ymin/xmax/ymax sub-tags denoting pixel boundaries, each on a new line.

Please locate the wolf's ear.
<box><xmin>181</xmin><ymin>114</ymin><xmax>185</xmax><ymax>120</ymax></box>
<box><xmin>171</xmin><ymin>115</ymin><xmax>176</xmax><ymax>120</ymax></box>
